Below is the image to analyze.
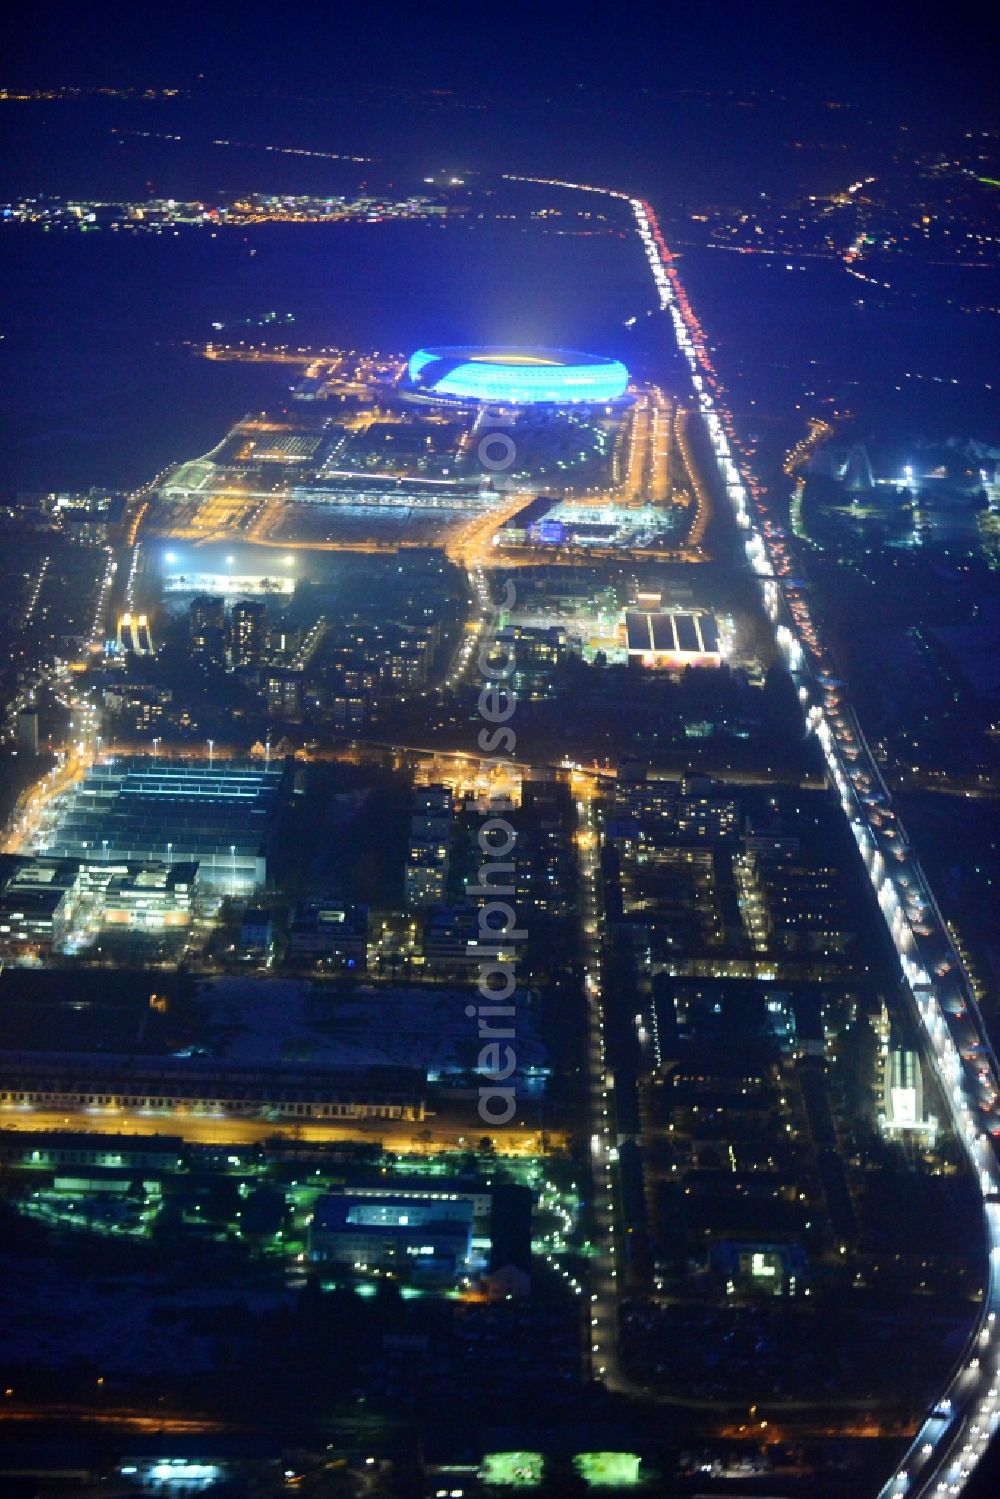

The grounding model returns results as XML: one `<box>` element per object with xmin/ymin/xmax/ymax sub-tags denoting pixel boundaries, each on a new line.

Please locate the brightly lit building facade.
<box><xmin>874</xmin><ymin>1003</ymin><xmax>939</xmax><ymax>1145</ymax></box>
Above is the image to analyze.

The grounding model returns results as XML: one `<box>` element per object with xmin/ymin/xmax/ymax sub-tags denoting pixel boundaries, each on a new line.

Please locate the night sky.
<box><xmin>6</xmin><ymin>1</ymin><xmax>996</xmax><ymax>122</ymax></box>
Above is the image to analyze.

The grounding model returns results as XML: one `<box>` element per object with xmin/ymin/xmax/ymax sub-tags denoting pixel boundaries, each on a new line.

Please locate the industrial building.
<box><xmin>39</xmin><ymin>757</ymin><xmax>286</xmax><ymax>895</ymax></box>
<box><xmin>0</xmin><ymin>1129</ymin><xmax>185</xmax><ymax>1172</ymax></box>
<box><xmin>308</xmin><ymin>1177</ymin><xmax>532</xmax><ymax>1292</ymax></box>
<box><xmin>0</xmin><ymin>1055</ymin><xmax>426</xmax><ymax>1122</ymax></box>
<box><xmin>624</xmin><ymin>608</ymin><xmax>722</xmax><ymax>669</ymax></box>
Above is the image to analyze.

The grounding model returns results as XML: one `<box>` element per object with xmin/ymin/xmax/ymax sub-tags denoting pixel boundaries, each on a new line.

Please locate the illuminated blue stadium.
<box><xmin>407</xmin><ymin>346</ymin><xmax>629</xmax><ymax>405</ymax></box>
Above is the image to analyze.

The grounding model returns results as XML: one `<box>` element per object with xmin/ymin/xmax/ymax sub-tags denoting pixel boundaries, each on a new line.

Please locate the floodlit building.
<box><xmin>0</xmin><ymin>855</ymin><xmax>78</xmax><ymax>957</ymax></box>
<box><xmin>875</xmin><ymin>1006</ymin><xmax>938</xmax><ymax>1145</ymax></box>
<box><xmin>709</xmin><ymin>1238</ymin><xmax>806</xmax><ymax>1297</ymax></box>
<box><xmin>309</xmin><ymin>1178</ymin><xmax>527</xmax><ymax>1290</ymax></box>
<box><xmin>99</xmin><ymin>862</ymin><xmax>199</xmax><ymax>931</ymax></box>
<box><xmin>163</xmin><ymin>570</ymin><xmax>294</xmax><ymax>598</ymax></box>
<box><xmin>116</xmin><ymin>611</ymin><xmax>155</xmax><ymax>655</ymax></box>
<box><xmin>625</xmin><ymin>608</ymin><xmax>722</xmax><ymax>669</ymax></box>
<box><xmin>40</xmin><ymin>757</ymin><xmax>285</xmax><ymax>895</ymax></box>
<box><xmin>0</xmin><ymin>854</ymin><xmax>200</xmax><ymax>953</ymax></box>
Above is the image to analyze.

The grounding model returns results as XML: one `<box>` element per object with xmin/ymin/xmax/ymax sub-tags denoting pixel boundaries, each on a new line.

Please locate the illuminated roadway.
<box><xmin>619</xmin><ymin>389</ymin><xmax>672</xmax><ymax>507</ymax></box>
<box><xmin>443</xmin><ymin>487</ymin><xmax>535</xmax><ymax>687</ymax></box>
<box><xmin>0</xmin><ymin>1104</ymin><xmax>555</xmax><ymax>1156</ymax></box>
<box><xmin>507</xmin><ymin>171</ymin><xmax>1000</xmax><ymax>1497</ymax></box>
<box><xmin>574</xmin><ymin>796</ymin><xmax>622</xmax><ymax>1388</ymax></box>
<box><xmin>628</xmin><ymin>190</ymin><xmax>1000</xmax><ymax>1499</ymax></box>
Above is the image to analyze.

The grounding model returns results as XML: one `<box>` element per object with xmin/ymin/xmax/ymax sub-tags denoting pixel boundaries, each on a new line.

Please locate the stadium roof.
<box><xmin>407</xmin><ymin>346</ymin><xmax>629</xmax><ymax>404</ymax></box>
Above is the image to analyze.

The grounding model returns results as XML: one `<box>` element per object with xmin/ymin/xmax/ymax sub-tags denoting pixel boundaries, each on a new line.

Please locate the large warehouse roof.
<box><xmin>40</xmin><ymin>758</ymin><xmax>286</xmax><ymax>893</ymax></box>
<box><xmin>625</xmin><ymin>609</ymin><xmax>722</xmax><ymax>663</ymax></box>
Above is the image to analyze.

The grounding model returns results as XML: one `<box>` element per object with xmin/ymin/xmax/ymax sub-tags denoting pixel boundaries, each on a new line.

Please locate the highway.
<box><xmin>628</xmin><ymin>190</ymin><xmax>1000</xmax><ymax>1499</ymax></box>
<box><xmin>506</xmin><ymin>169</ymin><xmax>1000</xmax><ymax>1497</ymax></box>
<box><xmin>442</xmin><ymin>487</ymin><xmax>533</xmax><ymax>687</ymax></box>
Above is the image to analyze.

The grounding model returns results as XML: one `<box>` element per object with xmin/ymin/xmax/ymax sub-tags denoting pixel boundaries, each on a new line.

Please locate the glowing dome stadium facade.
<box><xmin>406</xmin><ymin>346</ymin><xmax>629</xmax><ymax>405</ymax></box>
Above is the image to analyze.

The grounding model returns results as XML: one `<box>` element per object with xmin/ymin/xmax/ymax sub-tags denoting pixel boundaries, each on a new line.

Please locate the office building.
<box><xmin>230</xmin><ymin>599</ymin><xmax>267</xmax><ymax>667</ymax></box>
<box><xmin>288</xmin><ymin>902</ymin><xmax>368</xmax><ymax>968</ymax></box>
<box><xmin>16</xmin><ymin>708</ymin><xmax>40</xmax><ymax>755</ymax></box>
<box><xmin>0</xmin><ymin>855</ymin><xmax>78</xmax><ymax>956</ymax></box>
<box><xmin>405</xmin><ymin>783</ymin><xmax>452</xmax><ymax>908</ymax></box>
<box><xmin>189</xmin><ymin>595</ymin><xmax>227</xmax><ymax>662</ymax></box>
